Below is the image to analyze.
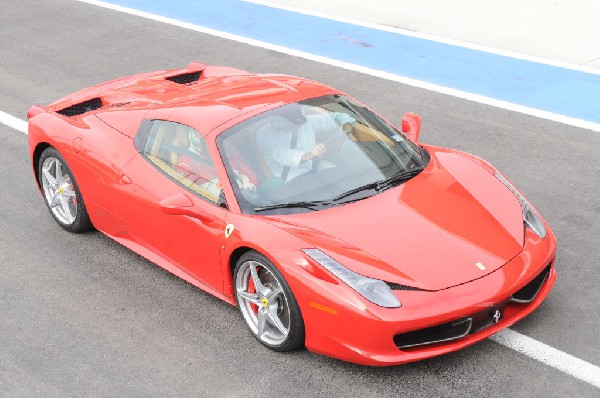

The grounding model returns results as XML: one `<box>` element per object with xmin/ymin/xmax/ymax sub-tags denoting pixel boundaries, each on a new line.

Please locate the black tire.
<box><xmin>38</xmin><ymin>147</ymin><xmax>93</xmax><ymax>233</ymax></box>
<box><xmin>234</xmin><ymin>251</ymin><xmax>305</xmax><ymax>352</ymax></box>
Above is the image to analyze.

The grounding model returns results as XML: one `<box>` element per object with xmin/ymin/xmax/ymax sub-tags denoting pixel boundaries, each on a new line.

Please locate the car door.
<box><xmin>116</xmin><ymin>119</ymin><xmax>228</xmax><ymax>294</ymax></box>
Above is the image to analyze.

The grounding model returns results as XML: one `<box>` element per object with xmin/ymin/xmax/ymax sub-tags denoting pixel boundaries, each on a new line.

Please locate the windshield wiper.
<box><xmin>254</xmin><ymin>200</ymin><xmax>332</xmax><ymax>212</ymax></box>
<box><xmin>375</xmin><ymin>168</ymin><xmax>424</xmax><ymax>191</ymax></box>
<box><xmin>256</xmin><ymin>169</ymin><xmax>425</xmax><ymax>212</ymax></box>
<box><xmin>332</xmin><ymin>181</ymin><xmax>380</xmax><ymax>202</ymax></box>
<box><xmin>333</xmin><ymin>168</ymin><xmax>424</xmax><ymax>202</ymax></box>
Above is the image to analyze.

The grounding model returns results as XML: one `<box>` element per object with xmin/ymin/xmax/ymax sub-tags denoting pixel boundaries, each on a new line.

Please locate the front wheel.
<box><xmin>234</xmin><ymin>251</ymin><xmax>305</xmax><ymax>351</ymax></box>
<box><xmin>38</xmin><ymin>147</ymin><xmax>92</xmax><ymax>233</ymax></box>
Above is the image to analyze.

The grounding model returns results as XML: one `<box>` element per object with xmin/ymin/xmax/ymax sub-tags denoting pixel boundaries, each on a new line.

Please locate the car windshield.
<box><xmin>216</xmin><ymin>95</ymin><xmax>429</xmax><ymax>215</ymax></box>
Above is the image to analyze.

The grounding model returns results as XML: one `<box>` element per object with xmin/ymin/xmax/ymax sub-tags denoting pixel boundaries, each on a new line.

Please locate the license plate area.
<box><xmin>469</xmin><ymin>299</ymin><xmax>510</xmax><ymax>333</ymax></box>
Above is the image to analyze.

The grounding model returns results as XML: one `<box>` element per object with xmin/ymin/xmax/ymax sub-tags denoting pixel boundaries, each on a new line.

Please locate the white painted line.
<box><xmin>491</xmin><ymin>329</ymin><xmax>600</xmax><ymax>389</ymax></box>
<box><xmin>75</xmin><ymin>0</ymin><xmax>600</xmax><ymax>133</ymax></box>
<box><xmin>0</xmin><ymin>110</ymin><xmax>27</xmax><ymax>134</ymax></box>
<box><xmin>3</xmin><ymin>100</ymin><xmax>600</xmax><ymax>388</ymax></box>
<box><xmin>244</xmin><ymin>0</ymin><xmax>600</xmax><ymax>76</ymax></box>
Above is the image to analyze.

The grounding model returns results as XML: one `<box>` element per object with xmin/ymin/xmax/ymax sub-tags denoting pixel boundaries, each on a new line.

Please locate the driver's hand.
<box><xmin>302</xmin><ymin>143</ymin><xmax>326</xmax><ymax>161</ymax></box>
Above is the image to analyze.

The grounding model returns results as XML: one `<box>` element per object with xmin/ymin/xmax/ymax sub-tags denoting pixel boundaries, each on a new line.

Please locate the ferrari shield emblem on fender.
<box><xmin>475</xmin><ymin>262</ymin><xmax>486</xmax><ymax>271</ymax></box>
<box><xmin>225</xmin><ymin>224</ymin><xmax>235</xmax><ymax>239</ymax></box>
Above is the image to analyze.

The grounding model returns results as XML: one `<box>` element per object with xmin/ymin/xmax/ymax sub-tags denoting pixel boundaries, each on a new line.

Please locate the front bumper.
<box><xmin>290</xmin><ymin>227</ymin><xmax>556</xmax><ymax>366</ymax></box>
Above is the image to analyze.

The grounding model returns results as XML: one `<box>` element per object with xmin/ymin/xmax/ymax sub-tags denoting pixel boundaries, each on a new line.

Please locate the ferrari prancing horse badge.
<box><xmin>225</xmin><ymin>224</ymin><xmax>235</xmax><ymax>239</ymax></box>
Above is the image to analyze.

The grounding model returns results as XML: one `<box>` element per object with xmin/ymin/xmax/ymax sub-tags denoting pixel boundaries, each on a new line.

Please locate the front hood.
<box><xmin>267</xmin><ymin>147</ymin><xmax>525</xmax><ymax>291</ymax></box>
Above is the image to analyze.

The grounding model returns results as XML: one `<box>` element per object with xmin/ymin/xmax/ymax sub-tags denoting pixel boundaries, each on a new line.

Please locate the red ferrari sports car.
<box><xmin>27</xmin><ymin>62</ymin><xmax>556</xmax><ymax>365</ymax></box>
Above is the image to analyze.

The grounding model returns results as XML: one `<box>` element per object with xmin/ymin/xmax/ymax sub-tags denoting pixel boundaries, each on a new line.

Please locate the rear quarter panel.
<box><xmin>29</xmin><ymin>112</ymin><xmax>137</xmax><ymax>231</ymax></box>
<box><xmin>29</xmin><ymin>112</ymin><xmax>82</xmax><ymax>189</ymax></box>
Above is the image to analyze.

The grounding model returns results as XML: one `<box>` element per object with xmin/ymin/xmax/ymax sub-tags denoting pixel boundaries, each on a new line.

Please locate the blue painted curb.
<box><xmin>110</xmin><ymin>0</ymin><xmax>600</xmax><ymax>124</ymax></box>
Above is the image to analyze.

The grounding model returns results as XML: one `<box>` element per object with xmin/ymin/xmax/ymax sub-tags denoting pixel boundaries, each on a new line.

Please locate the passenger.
<box><xmin>176</xmin><ymin>130</ymin><xmax>214</xmax><ymax>182</ymax></box>
<box><xmin>177</xmin><ymin>129</ymin><xmax>256</xmax><ymax>199</ymax></box>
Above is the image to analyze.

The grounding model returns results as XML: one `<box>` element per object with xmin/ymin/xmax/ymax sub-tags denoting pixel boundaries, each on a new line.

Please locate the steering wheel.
<box><xmin>312</xmin><ymin>127</ymin><xmax>353</xmax><ymax>171</ymax></box>
<box><xmin>321</xmin><ymin>125</ymin><xmax>354</xmax><ymax>152</ymax></box>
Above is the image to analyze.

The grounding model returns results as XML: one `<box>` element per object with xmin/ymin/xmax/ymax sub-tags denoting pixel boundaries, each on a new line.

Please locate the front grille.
<box><xmin>57</xmin><ymin>98</ymin><xmax>103</xmax><ymax>117</ymax></box>
<box><xmin>394</xmin><ymin>302</ymin><xmax>508</xmax><ymax>349</ymax></box>
<box><xmin>394</xmin><ymin>318</ymin><xmax>472</xmax><ymax>349</ymax></box>
<box><xmin>511</xmin><ymin>264</ymin><xmax>551</xmax><ymax>303</ymax></box>
<box><xmin>393</xmin><ymin>264</ymin><xmax>552</xmax><ymax>350</ymax></box>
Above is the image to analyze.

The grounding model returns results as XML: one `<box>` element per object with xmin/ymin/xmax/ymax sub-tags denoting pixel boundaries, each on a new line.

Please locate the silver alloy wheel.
<box><xmin>41</xmin><ymin>157</ymin><xmax>77</xmax><ymax>225</ymax></box>
<box><xmin>236</xmin><ymin>260</ymin><xmax>291</xmax><ymax>346</ymax></box>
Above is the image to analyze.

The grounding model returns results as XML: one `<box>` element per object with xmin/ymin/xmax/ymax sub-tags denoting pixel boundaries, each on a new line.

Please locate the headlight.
<box><xmin>302</xmin><ymin>249</ymin><xmax>401</xmax><ymax>308</ymax></box>
<box><xmin>494</xmin><ymin>172</ymin><xmax>546</xmax><ymax>238</ymax></box>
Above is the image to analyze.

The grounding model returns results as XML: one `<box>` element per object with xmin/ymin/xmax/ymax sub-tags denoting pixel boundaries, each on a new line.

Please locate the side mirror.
<box><xmin>159</xmin><ymin>193</ymin><xmax>210</xmax><ymax>221</ymax></box>
<box><xmin>401</xmin><ymin>112</ymin><xmax>422</xmax><ymax>143</ymax></box>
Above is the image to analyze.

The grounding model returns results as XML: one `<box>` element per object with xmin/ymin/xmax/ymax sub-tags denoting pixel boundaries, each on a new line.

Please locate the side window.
<box><xmin>140</xmin><ymin>120</ymin><xmax>222</xmax><ymax>204</ymax></box>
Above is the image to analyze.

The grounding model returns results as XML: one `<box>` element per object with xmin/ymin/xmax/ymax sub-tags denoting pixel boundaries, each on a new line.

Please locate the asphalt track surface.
<box><xmin>1</xmin><ymin>1</ymin><xmax>599</xmax><ymax>396</ymax></box>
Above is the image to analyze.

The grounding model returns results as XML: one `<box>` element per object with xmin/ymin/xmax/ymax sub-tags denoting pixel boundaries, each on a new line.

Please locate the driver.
<box><xmin>256</xmin><ymin>105</ymin><xmax>355</xmax><ymax>182</ymax></box>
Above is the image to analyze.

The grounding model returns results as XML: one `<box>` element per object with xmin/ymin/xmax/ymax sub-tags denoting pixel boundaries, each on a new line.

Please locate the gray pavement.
<box><xmin>0</xmin><ymin>0</ymin><xmax>599</xmax><ymax>396</ymax></box>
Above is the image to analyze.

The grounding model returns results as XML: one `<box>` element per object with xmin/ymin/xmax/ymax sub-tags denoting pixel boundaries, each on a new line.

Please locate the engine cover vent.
<box><xmin>166</xmin><ymin>71</ymin><xmax>201</xmax><ymax>85</ymax></box>
<box><xmin>57</xmin><ymin>98</ymin><xmax>103</xmax><ymax>117</ymax></box>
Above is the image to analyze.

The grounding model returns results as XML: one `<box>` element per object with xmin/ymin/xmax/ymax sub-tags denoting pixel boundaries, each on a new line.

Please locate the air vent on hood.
<box><xmin>57</xmin><ymin>98</ymin><xmax>103</xmax><ymax>117</ymax></box>
<box><xmin>166</xmin><ymin>71</ymin><xmax>201</xmax><ymax>85</ymax></box>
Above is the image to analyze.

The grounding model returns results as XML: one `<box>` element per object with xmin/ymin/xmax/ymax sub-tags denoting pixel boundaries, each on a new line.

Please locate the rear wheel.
<box><xmin>38</xmin><ymin>147</ymin><xmax>92</xmax><ymax>233</ymax></box>
<box><xmin>234</xmin><ymin>251</ymin><xmax>305</xmax><ymax>351</ymax></box>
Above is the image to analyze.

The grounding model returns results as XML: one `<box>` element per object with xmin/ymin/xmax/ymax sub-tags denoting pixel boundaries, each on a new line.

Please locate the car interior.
<box><xmin>143</xmin><ymin>120</ymin><xmax>221</xmax><ymax>203</ymax></box>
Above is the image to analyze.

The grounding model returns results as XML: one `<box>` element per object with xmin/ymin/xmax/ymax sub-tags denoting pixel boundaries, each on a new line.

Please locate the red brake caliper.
<box><xmin>248</xmin><ymin>274</ymin><xmax>258</xmax><ymax>314</ymax></box>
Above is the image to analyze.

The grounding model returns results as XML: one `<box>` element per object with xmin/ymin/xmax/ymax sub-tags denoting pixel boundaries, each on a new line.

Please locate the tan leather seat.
<box><xmin>149</xmin><ymin>122</ymin><xmax>174</xmax><ymax>162</ymax></box>
<box><xmin>169</xmin><ymin>124</ymin><xmax>191</xmax><ymax>165</ymax></box>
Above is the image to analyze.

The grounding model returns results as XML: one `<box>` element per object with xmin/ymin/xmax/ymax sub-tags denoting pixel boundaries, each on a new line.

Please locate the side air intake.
<box><xmin>57</xmin><ymin>98</ymin><xmax>103</xmax><ymax>117</ymax></box>
<box><xmin>166</xmin><ymin>71</ymin><xmax>202</xmax><ymax>85</ymax></box>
